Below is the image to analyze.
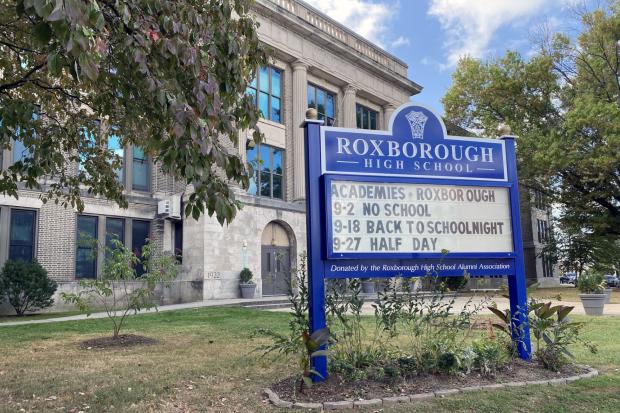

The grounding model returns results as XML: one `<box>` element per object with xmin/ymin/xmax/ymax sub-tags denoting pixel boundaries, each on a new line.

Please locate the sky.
<box><xmin>302</xmin><ymin>0</ymin><xmax>589</xmax><ymax>114</ymax></box>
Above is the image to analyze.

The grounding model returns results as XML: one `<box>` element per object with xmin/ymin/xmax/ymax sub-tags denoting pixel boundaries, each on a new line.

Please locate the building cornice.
<box><xmin>253</xmin><ymin>0</ymin><xmax>422</xmax><ymax>96</ymax></box>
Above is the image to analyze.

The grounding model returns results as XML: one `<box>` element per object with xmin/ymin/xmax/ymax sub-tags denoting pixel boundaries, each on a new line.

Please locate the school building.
<box><xmin>0</xmin><ymin>0</ymin><xmax>557</xmax><ymax>313</ymax></box>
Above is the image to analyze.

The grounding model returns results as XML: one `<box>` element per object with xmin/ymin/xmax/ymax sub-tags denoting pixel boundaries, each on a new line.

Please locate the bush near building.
<box><xmin>0</xmin><ymin>259</ymin><xmax>58</xmax><ymax>316</ymax></box>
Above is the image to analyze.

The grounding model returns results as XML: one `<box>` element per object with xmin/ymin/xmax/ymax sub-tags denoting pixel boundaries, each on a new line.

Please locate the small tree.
<box><xmin>0</xmin><ymin>260</ymin><xmax>58</xmax><ymax>316</ymax></box>
<box><xmin>239</xmin><ymin>267</ymin><xmax>254</xmax><ymax>284</ymax></box>
<box><xmin>62</xmin><ymin>239</ymin><xmax>179</xmax><ymax>338</ymax></box>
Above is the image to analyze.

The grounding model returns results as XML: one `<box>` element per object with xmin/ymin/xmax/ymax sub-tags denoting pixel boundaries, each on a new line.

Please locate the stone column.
<box><xmin>292</xmin><ymin>60</ymin><xmax>308</xmax><ymax>202</ymax></box>
<box><xmin>383</xmin><ymin>103</ymin><xmax>396</xmax><ymax>129</ymax></box>
<box><xmin>342</xmin><ymin>85</ymin><xmax>357</xmax><ymax>128</ymax></box>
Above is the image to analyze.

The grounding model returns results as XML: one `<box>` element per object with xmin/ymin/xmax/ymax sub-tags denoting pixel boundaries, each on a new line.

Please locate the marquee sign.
<box><xmin>303</xmin><ymin>103</ymin><xmax>531</xmax><ymax>382</ymax></box>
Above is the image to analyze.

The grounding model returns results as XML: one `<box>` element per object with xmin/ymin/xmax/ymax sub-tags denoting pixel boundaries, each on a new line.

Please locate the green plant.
<box><xmin>489</xmin><ymin>298</ymin><xmax>598</xmax><ymax>371</ymax></box>
<box><xmin>61</xmin><ymin>239</ymin><xmax>178</xmax><ymax>338</ymax></box>
<box><xmin>472</xmin><ymin>338</ymin><xmax>509</xmax><ymax>376</ymax></box>
<box><xmin>0</xmin><ymin>260</ymin><xmax>58</xmax><ymax>316</ymax></box>
<box><xmin>326</xmin><ymin>278</ymin><xmax>391</xmax><ymax>380</ymax></box>
<box><xmin>529</xmin><ymin>302</ymin><xmax>597</xmax><ymax>371</ymax></box>
<box><xmin>239</xmin><ymin>267</ymin><xmax>254</xmax><ymax>284</ymax></box>
<box><xmin>373</xmin><ymin>273</ymin><xmax>489</xmax><ymax>375</ymax></box>
<box><xmin>1</xmin><ymin>1</ymin><xmax>268</xmax><ymax>225</ymax></box>
<box><xmin>576</xmin><ymin>272</ymin><xmax>605</xmax><ymax>294</ymax></box>
<box><xmin>254</xmin><ymin>253</ymin><xmax>330</xmax><ymax>393</ymax></box>
<box><xmin>440</xmin><ymin>275</ymin><xmax>467</xmax><ymax>291</ymax></box>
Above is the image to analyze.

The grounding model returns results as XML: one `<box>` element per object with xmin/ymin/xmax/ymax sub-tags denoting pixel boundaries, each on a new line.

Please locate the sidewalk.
<box><xmin>0</xmin><ymin>296</ymin><xmax>288</xmax><ymax>327</ymax></box>
<box><xmin>3</xmin><ymin>295</ymin><xmax>619</xmax><ymax>327</ymax></box>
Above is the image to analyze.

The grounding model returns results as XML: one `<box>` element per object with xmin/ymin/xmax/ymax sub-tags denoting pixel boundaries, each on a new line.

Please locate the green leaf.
<box><xmin>309</xmin><ymin>327</ymin><xmax>330</xmax><ymax>346</ymax></box>
<box><xmin>47</xmin><ymin>52</ymin><xmax>62</xmax><ymax>75</ymax></box>
<box><xmin>487</xmin><ymin>306</ymin><xmax>509</xmax><ymax>323</ymax></box>
<box><xmin>33</xmin><ymin>22</ymin><xmax>53</xmax><ymax>45</ymax></box>
<box><xmin>556</xmin><ymin>305</ymin><xmax>574</xmax><ymax>322</ymax></box>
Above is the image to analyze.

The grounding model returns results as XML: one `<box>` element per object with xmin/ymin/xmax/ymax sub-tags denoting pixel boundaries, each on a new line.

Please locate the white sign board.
<box><xmin>329</xmin><ymin>181</ymin><xmax>513</xmax><ymax>254</ymax></box>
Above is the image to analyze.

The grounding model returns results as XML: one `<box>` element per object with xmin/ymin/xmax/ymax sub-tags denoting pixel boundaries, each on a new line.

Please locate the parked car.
<box><xmin>560</xmin><ymin>273</ymin><xmax>577</xmax><ymax>285</ymax></box>
<box><xmin>604</xmin><ymin>274</ymin><xmax>618</xmax><ymax>287</ymax></box>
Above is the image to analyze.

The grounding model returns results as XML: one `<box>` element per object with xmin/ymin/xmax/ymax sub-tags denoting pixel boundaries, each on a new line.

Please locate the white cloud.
<box><xmin>391</xmin><ymin>35</ymin><xmax>410</xmax><ymax>48</ymax></box>
<box><xmin>428</xmin><ymin>0</ymin><xmax>568</xmax><ymax>68</ymax></box>
<box><xmin>303</xmin><ymin>0</ymin><xmax>395</xmax><ymax>47</ymax></box>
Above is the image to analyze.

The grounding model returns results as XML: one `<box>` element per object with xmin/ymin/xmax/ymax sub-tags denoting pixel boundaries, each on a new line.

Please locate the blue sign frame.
<box><xmin>303</xmin><ymin>103</ymin><xmax>531</xmax><ymax>382</ymax></box>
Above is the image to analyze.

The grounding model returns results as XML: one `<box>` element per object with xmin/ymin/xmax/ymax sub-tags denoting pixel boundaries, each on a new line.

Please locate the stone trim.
<box><xmin>265</xmin><ymin>367</ymin><xmax>598</xmax><ymax>410</ymax></box>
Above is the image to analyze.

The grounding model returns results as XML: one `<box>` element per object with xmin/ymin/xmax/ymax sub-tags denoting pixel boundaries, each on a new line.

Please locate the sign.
<box><xmin>321</xmin><ymin>105</ymin><xmax>507</xmax><ymax>181</ymax></box>
<box><xmin>303</xmin><ymin>103</ymin><xmax>531</xmax><ymax>382</ymax></box>
<box><xmin>327</xmin><ymin>180</ymin><xmax>513</xmax><ymax>257</ymax></box>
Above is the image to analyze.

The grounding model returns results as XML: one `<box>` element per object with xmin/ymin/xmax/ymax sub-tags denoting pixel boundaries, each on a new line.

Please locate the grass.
<box><xmin>0</xmin><ymin>306</ymin><xmax>619</xmax><ymax>412</ymax></box>
<box><xmin>529</xmin><ymin>286</ymin><xmax>620</xmax><ymax>304</ymax></box>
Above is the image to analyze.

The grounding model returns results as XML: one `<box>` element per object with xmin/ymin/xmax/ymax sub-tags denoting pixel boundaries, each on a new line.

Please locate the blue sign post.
<box><xmin>303</xmin><ymin>103</ymin><xmax>531</xmax><ymax>382</ymax></box>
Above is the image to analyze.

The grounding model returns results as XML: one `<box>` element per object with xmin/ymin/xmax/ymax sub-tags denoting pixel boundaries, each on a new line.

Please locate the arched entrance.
<box><xmin>261</xmin><ymin>221</ymin><xmax>293</xmax><ymax>296</ymax></box>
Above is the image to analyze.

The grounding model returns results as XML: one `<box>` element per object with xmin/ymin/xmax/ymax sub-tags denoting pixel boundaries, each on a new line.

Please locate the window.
<box><xmin>537</xmin><ymin>219</ymin><xmax>549</xmax><ymax>243</ymax></box>
<box><xmin>78</xmin><ymin>127</ymin><xmax>97</xmax><ymax>172</ymax></box>
<box><xmin>246</xmin><ymin>66</ymin><xmax>282</xmax><ymax>123</ymax></box>
<box><xmin>356</xmin><ymin>104</ymin><xmax>378</xmax><ymax>130</ymax></box>
<box><xmin>174</xmin><ymin>221</ymin><xmax>183</xmax><ymax>263</ymax></box>
<box><xmin>533</xmin><ymin>189</ymin><xmax>547</xmax><ymax>210</ymax></box>
<box><xmin>11</xmin><ymin>111</ymin><xmax>38</xmax><ymax>164</ymax></box>
<box><xmin>132</xmin><ymin>147</ymin><xmax>149</xmax><ymax>191</ymax></box>
<box><xmin>105</xmin><ymin>217</ymin><xmax>125</xmax><ymax>250</ymax></box>
<box><xmin>542</xmin><ymin>253</ymin><xmax>554</xmax><ymax>278</ymax></box>
<box><xmin>108</xmin><ymin>134</ymin><xmax>124</xmax><ymax>183</ymax></box>
<box><xmin>246</xmin><ymin>144</ymin><xmax>284</xmax><ymax>199</ymax></box>
<box><xmin>12</xmin><ymin>139</ymin><xmax>31</xmax><ymax>164</ymax></box>
<box><xmin>76</xmin><ymin>215</ymin><xmax>98</xmax><ymax>279</ymax></box>
<box><xmin>9</xmin><ymin>209</ymin><xmax>36</xmax><ymax>262</ymax></box>
<box><xmin>307</xmin><ymin>84</ymin><xmax>335</xmax><ymax>126</ymax></box>
<box><xmin>132</xmin><ymin>220</ymin><xmax>150</xmax><ymax>276</ymax></box>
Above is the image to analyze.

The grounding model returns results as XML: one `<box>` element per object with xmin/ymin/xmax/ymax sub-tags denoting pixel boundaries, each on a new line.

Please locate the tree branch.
<box><xmin>0</xmin><ymin>61</ymin><xmax>46</xmax><ymax>92</ymax></box>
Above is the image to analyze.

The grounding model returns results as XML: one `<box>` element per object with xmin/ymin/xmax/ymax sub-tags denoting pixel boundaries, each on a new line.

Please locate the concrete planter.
<box><xmin>579</xmin><ymin>293</ymin><xmax>606</xmax><ymax>315</ymax></box>
<box><xmin>604</xmin><ymin>288</ymin><xmax>612</xmax><ymax>304</ymax></box>
<box><xmin>240</xmin><ymin>283</ymin><xmax>256</xmax><ymax>299</ymax></box>
<box><xmin>361</xmin><ymin>280</ymin><xmax>376</xmax><ymax>294</ymax></box>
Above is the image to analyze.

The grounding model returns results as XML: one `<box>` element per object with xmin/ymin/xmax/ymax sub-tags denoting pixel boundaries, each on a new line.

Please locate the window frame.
<box><xmin>131</xmin><ymin>145</ymin><xmax>151</xmax><ymax>192</ymax></box>
<box><xmin>307</xmin><ymin>83</ymin><xmax>336</xmax><ymax>126</ymax></box>
<box><xmin>75</xmin><ymin>214</ymin><xmax>99</xmax><ymax>279</ymax></box>
<box><xmin>246</xmin><ymin>143</ymin><xmax>285</xmax><ymax>200</ymax></box>
<box><xmin>8</xmin><ymin>108</ymin><xmax>39</xmax><ymax>166</ymax></box>
<box><xmin>246</xmin><ymin>65</ymin><xmax>283</xmax><ymax>123</ymax></box>
<box><xmin>131</xmin><ymin>219</ymin><xmax>151</xmax><ymax>277</ymax></box>
<box><xmin>356</xmin><ymin>104</ymin><xmax>379</xmax><ymax>130</ymax></box>
<box><xmin>7</xmin><ymin>208</ymin><xmax>37</xmax><ymax>263</ymax></box>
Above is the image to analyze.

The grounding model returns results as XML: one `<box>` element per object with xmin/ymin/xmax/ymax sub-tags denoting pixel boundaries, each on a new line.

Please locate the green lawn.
<box><xmin>0</xmin><ymin>306</ymin><xmax>619</xmax><ymax>413</ymax></box>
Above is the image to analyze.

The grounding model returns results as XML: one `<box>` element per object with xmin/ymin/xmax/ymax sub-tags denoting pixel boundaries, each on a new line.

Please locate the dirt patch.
<box><xmin>272</xmin><ymin>360</ymin><xmax>585</xmax><ymax>403</ymax></box>
<box><xmin>79</xmin><ymin>334</ymin><xmax>159</xmax><ymax>350</ymax></box>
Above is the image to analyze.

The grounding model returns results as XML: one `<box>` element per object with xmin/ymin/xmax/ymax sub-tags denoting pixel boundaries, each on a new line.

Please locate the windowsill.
<box><xmin>237</xmin><ymin>192</ymin><xmax>306</xmax><ymax>213</ymax></box>
<box><xmin>258</xmin><ymin>118</ymin><xmax>285</xmax><ymax>130</ymax></box>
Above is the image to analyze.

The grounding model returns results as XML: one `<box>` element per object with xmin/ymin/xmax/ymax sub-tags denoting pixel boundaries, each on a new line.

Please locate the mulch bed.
<box><xmin>272</xmin><ymin>359</ymin><xmax>585</xmax><ymax>403</ymax></box>
<box><xmin>79</xmin><ymin>334</ymin><xmax>159</xmax><ymax>350</ymax></box>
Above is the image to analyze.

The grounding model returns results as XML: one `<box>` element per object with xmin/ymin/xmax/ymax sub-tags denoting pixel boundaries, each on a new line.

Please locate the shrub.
<box><xmin>254</xmin><ymin>253</ymin><xmax>331</xmax><ymax>393</ymax></box>
<box><xmin>440</xmin><ymin>275</ymin><xmax>467</xmax><ymax>291</ymax></box>
<box><xmin>576</xmin><ymin>272</ymin><xmax>605</xmax><ymax>294</ymax></box>
<box><xmin>472</xmin><ymin>338</ymin><xmax>509</xmax><ymax>376</ymax></box>
<box><xmin>239</xmin><ymin>267</ymin><xmax>254</xmax><ymax>284</ymax></box>
<box><xmin>0</xmin><ymin>260</ymin><xmax>57</xmax><ymax>316</ymax></box>
<box><xmin>489</xmin><ymin>299</ymin><xmax>598</xmax><ymax>371</ymax></box>
<box><xmin>61</xmin><ymin>239</ymin><xmax>178</xmax><ymax>338</ymax></box>
<box><xmin>372</xmin><ymin>274</ymin><xmax>489</xmax><ymax>375</ymax></box>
